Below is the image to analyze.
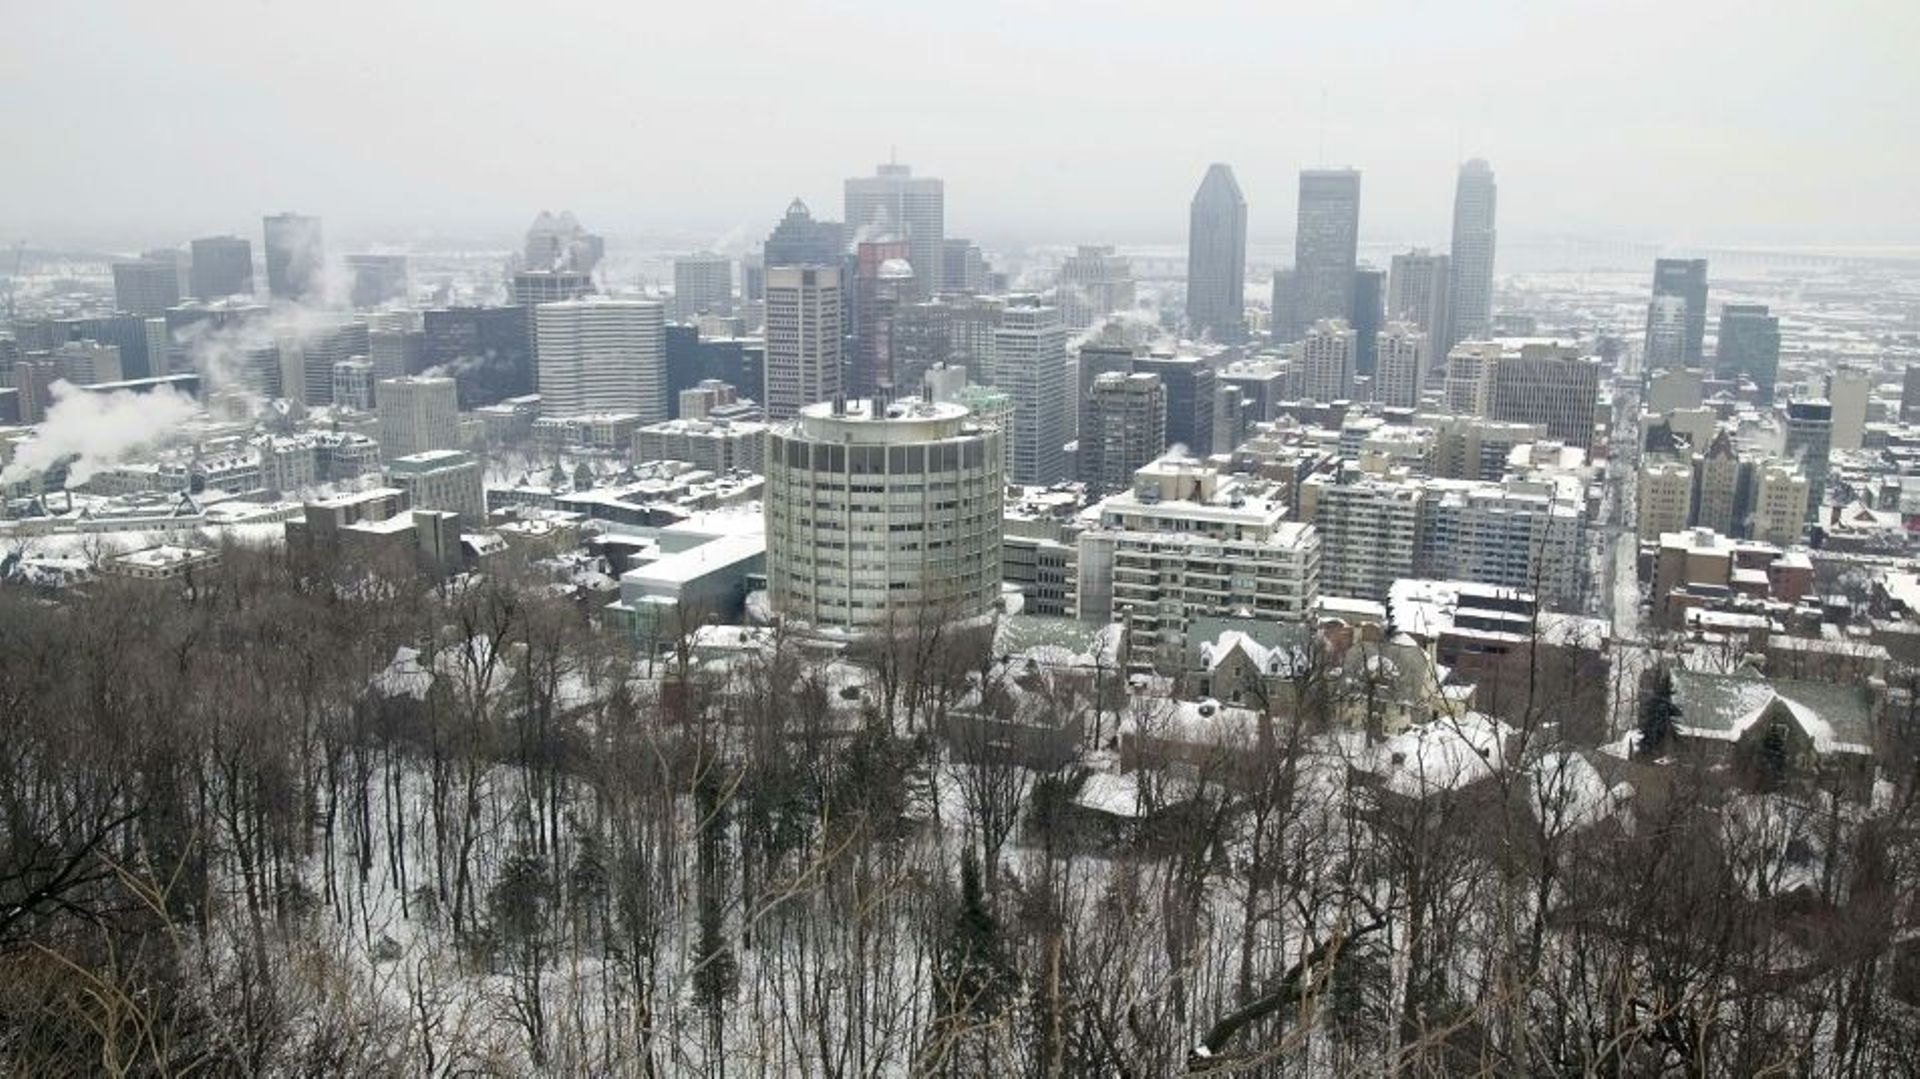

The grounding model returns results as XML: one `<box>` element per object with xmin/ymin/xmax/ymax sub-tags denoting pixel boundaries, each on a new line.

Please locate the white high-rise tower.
<box><xmin>533</xmin><ymin>299</ymin><xmax>666</xmax><ymax>421</ymax></box>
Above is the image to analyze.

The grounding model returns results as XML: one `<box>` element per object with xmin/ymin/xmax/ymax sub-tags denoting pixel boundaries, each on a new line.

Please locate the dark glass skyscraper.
<box><xmin>1185</xmin><ymin>163</ymin><xmax>1247</xmax><ymax>343</ymax></box>
<box><xmin>1291</xmin><ymin>169</ymin><xmax>1361</xmax><ymax>339</ymax></box>
<box><xmin>1350</xmin><ymin>267</ymin><xmax>1385</xmax><ymax>376</ymax></box>
<box><xmin>1648</xmin><ymin>258</ymin><xmax>1709</xmax><ymax>367</ymax></box>
<box><xmin>764</xmin><ymin>198</ymin><xmax>847</xmax><ymax>268</ymax></box>
<box><xmin>189</xmin><ymin>236</ymin><xmax>254</xmax><ymax>299</ymax></box>
<box><xmin>1446</xmin><ymin>159</ymin><xmax>1497</xmax><ymax>348</ymax></box>
<box><xmin>1714</xmin><ymin>303</ymin><xmax>1780</xmax><ymax>402</ymax></box>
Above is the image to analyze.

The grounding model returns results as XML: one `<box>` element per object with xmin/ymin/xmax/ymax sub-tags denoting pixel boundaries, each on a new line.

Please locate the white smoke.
<box><xmin>0</xmin><ymin>382</ymin><xmax>198</xmax><ymax>486</ymax></box>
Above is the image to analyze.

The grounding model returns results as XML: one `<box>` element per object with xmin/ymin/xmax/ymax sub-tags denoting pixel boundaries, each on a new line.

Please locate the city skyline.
<box><xmin>4</xmin><ymin>2</ymin><xmax>1915</xmax><ymax>250</ymax></box>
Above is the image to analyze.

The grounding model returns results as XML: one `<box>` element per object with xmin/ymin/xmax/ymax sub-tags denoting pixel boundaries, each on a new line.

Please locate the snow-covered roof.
<box><xmin>1671</xmin><ymin>669</ymin><xmax>1873</xmax><ymax>755</ymax></box>
<box><xmin>1367</xmin><ymin>712</ymin><xmax>1512</xmax><ymax>798</ymax></box>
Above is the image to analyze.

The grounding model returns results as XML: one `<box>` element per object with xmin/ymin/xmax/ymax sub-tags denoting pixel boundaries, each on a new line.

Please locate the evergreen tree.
<box><xmin>1637</xmin><ymin>664</ymin><xmax>1679</xmax><ymax>757</ymax></box>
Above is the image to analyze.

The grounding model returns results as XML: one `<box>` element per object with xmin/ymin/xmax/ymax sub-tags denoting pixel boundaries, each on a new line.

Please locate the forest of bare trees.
<box><xmin>4</xmin><ymin>540</ymin><xmax>1920</xmax><ymax>1076</ymax></box>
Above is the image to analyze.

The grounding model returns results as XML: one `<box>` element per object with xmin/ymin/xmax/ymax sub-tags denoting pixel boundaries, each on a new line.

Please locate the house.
<box><xmin>1669</xmin><ymin>669</ymin><xmax>1877</xmax><ymax>795</ymax></box>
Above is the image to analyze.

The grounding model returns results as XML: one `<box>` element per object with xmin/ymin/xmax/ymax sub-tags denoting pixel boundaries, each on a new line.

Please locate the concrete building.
<box><xmin>369</xmin><ymin>326</ymin><xmax>425</xmax><ymax>382</ymax></box>
<box><xmin>385</xmin><ymin>450</ymin><xmax>485</xmax><ymax>528</ymax></box>
<box><xmin>375</xmin><ymin>375</ymin><xmax>459</xmax><ymax>459</ymax></box>
<box><xmin>54</xmin><ymin>341</ymin><xmax>123</xmax><ymax>386</ymax></box>
<box><xmin>1080</xmin><ymin>372</ymin><xmax>1166</xmax><ymax>496</ymax></box>
<box><xmin>524</xmin><ymin>211</ymin><xmax>603</xmax><ymax>273</ymax></box>
<box><xmin>995</xmin><ymin>298</ymin><xmax>1070</xmax><ymax>484</ymax></box>
<box><xmin>1487</xmin><ymin>344</ymin><xmax>1600</xmax><ymax>451</ymax></box>
<box><xmin>634</xmin><ymin>417</ymin><xmax>768</xmax><ymax>475</ymax></box>
<box><xmin>1186</xmin><ymin>163</ymin><xmax>1248</xmax><ymax>342</ymax></box>
<box><xmin>1648</xmin><ymin>366</ymin><xmax>1703</xmax><ymax>412</ymax></box>
<box><xmin>1828</xmin><ymin>366</ymin><xmax>1872</xmax><ymax>451</ymax></box>
<box><xmin>765</xmin><ymin>398</ymin><xmax>1003</xmax><ymax>632</ymax></box>
<box><xmin>763</xmin><ymin>264</ymin><xmax>842</xmax><ymax>420</ymax></box>
<box><xmin>1446</xmin><ymin>159</ymin><xmax>1497</xmax><ymax>349</ymax></box>
<box><xmin>1374</xmin><ymin>322</ymin><xmax>1429</xmax><ymax>409</ymax></box>
<box><xmin>1646</xmin><ymin>258</ymin><xmax>1709</xmax><ymax>367</ymax></box>
<box><xmin>1715</xmin><ymin>304</ymin><xmax>1781</xmax><ymax>401</ymax></box>
<box><xmin>1442</xmin><ymin>341</ymin><xmax>1499</xmax><ymax>415</ymax></box>
<box><xmin>1784</xmin><ymin>400</ymin><xmax>1832</xmax><ymax>521</ymax></box>
<box><xmin>1749</xmin><ymin>465</ymin><xmax>1809</xmax><ymax>547</ymax></box>
<box><xmin>189</xmin><ymin>236</ymin><xmax>254</xmax><ymax>300</ymax></box>
<box><xmin>263</xmin><ymin>212</ymin><xmax>323</xmax><ymax>302</ymax></box>
<box><xmin>1421</xmin><ymin>480</ymin><xmax>1585</xmax><ymax>610</ymax></box>
<box><xmin>291</xmin><ymin>319</ymin><xmax>369</xmax><ymax>406</ymax></box>
<box><xmin>1079</xmin><ymin>457</ymin><xmax>1320</xmax><ymax>663</ymax></box>
<box><xmin>1132</xmin><ymin>353</ymin><xmax>1217</xmax><ymax>456</ymax></box>
<box><xmin>1297</xmin><ymin>318</ymin><xmax>1357</xmax><ymax>403</ymax></box>
<box><xmin>510</xmin><ymin>270</ymin><xmax>594</xmax><ymax>307</ymax></box>
<box><xmin>1694</xmin><ymin>433</ymin><xmax>1742</xmax><ymax>536</ymax></box>
<box><xmin>534</xmin><ymin>298</ymin><xmax>667</xmax><ymax>421</ymax></box>
<box><xmin>1056</xmin><ymin>245</ymin><xmax>1135</xmax><ymax>331</ymax></box>
<box><xmin>1291</xmin><ymin>169</ymin><xmax>1362</xmax><ymax>338</ymax></box>
<box><xmin>112</xmin><ymin>259</ymin><xmax>181</xmax><ymax>317</ymax></box>
<box><xmin>1640</xmin><ymin>458</ymin><xmax>1696</xmax><ymax>541</ymax></box>
<box><xmin>1903</xmin><ymin>365</ymin><xmax>1920</xmax><ymax>424</ymax></box>
<box><xmin>1387</xmin><ymin>249</ymin><xmax>1450</xmax><ymax>358</ymax></box>
<box><xmin>678</xmin><ymin>379</ymin><xmax>742</xmax><ymax>420</ymax></box>
<box><xmin>1303</xmin><ymin>475</ymin><xmax>1427</xmax><ymax>602</ymax></box>
<box><xmin>1644</xmin><ymin>295</ymin><xmax>1690</xmax><ymax>371</ymax></box>
<box><xmin>940</xmin><ymin>239</ymin><xmax>990</xmax><ymax>294</ymax></box>
<box><xmin>345</xmin><ymin>254</ymin><xmax>408</xmax><ymax>308</ymax></box>
<box><xmin>1424</xmin><ymin>415</ymin><xmax>1544</xmax><ymax>482</ymax></box>
<box><xmin>844</xmin><ymin>162</ymin><xmax>943</xmax><ymax>299</ymax></box>
<box><xmin>673</xmin><ymin>253</ymin><xmax>734</xmax><ymax>321</ymax></box>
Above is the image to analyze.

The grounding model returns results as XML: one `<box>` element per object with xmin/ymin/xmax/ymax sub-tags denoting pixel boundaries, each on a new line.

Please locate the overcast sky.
<box><xmin>4</xmin><ymin>0</ymin><xmax>1914</xmax><ymax>251</ymax></box>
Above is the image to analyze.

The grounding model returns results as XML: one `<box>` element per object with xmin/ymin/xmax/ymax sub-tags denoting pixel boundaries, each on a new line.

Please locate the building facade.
<box><xmin>763</xmin><ymin>264</ymin><xmax>843</xmax><ymax>420</ymax></box>
<box><xmin>1291</xmin><ymin>169</ymin><xmax>1362</xmax><ymax>339</ymax></box>
<box><xmin>1186</xmin><ymin>163</ymin><xmax>1248</xmax><ymax>342</ymax></box>
<box><xmin>534</xmin><ymin>299</ymin><xmax>667</xmax><ymax>421</ymax></box>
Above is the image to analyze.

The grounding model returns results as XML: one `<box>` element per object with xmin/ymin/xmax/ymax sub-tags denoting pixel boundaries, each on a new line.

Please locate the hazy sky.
<box><xmin>4</xmin><ymin>0</ymin><xmax>1915</xmax><ymax>251</ymax></box>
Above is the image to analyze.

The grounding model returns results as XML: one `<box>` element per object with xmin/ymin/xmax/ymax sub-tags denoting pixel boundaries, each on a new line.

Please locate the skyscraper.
<box><xmin>1715</xmin><ymin>304</ymin><xmax>1781</xmax><ymax>402</ymax></box>
<box><xmin>940</xmin><ymin>240</ymin><xmax>990</xmax><ymax>294</ymax></box>
<box><xmin>263</xmin><ymin>212</ymin><xmax>324</xmax><ymax>302</ymax></box>
<box><xmin>1185</xmin><ymin>163</ymin><xmax>1248</xmax><ymax>343</ymax></box>
<box><xmin>1446</xmin><ymin>160</ymin><xmax>1497</xmax><ymax>348</ymax></box>
<box><xmin>764</xmin><ymin>199</ymin><xmax>847</xmax><ymax>267</ymax></box>
<box><xmin>673</xmin><ymin>254</ymin><xmax>735</xmax><ymax>321</ymax></box>
<box><xmin>995</xmin><ymin>297</ymin><xmax>1070</xmax><ymax>484</ymax></box>
<box><xmin>524</xmin><ymin>211</ymin><xmax>604</xmax><ymax>273</ymax></box>
<box><xmin>850</xmin><ymin>240</ymin><xmax>914</xmax><ymax>396</ymax></box>
<box><xmin>1080</xmin><ymin>373</ymin><xmax>1167</xmax><ymax>496</ymax></box>
<box><xmin>763</xmin><ymin>265</ymin><xmax>844</xmax><ymax>420</ymax></box>
<box><xmin>1784</xmin><ymin>400</ymin><xmax>1831</xmax><ymax>522</ymax></box>
<box><xmin>1056</xmin><ymin>245</ymin><xmax>1135</xmax><ymax>331</ymax></box>
<box><xmin>1297</xmin><ymin>319</ymin><xmax>1357</xmax><ymax>404</ymax></box>
<box><xmin>1827</xmin><ymin>367</ymin><xmax>1871</xmax><ymax>451</ymax></box>
<box><xmin>1374</xmin><ymin>322</ymin><xmax>1430</xmax><ymax>409</ymax></box>
<box><xmin>189</xmin><ymin>236</ymin><xmax>254</xmax><ymax>300</ymax></box>
<box><xmin>1132</xmin><ymin>353</ymin><xmax>1217</xmax><ymax>457</ymax></box>
<box><xmin>1646</xmin><ymin>258</ymin><xmax>1709</xmax><ymax>368</ymax></box>
<box><xmin>844</xmin><ymin>162</ymin><xmax>943</xmax><ymax>298</ymax></box>
<box><xmin>375</xmin><ymin>375</ymin><xmax>460</xmax><ymax>460</ymax></box>
<box><xmin>1387</xmin><ymin>249</ymin><xmax>1450</xmax><ymax>355</ymax></box>
<box><xmin>1487</xmin><ymin>347</ymin><xmax>1601</xmax><ymax>451</ymax></box>
<box><xmin>1291</xmin><ymin>169</ymin><xmax>1361</xmax><ymax>339</ymax></box>
<box><xmin>1350</xmin><ymin>268</ymin><xmax>1385</xmax><ymax>376</ymax></box>
<box><xmin>534</xmin><ymin>298</ymin><xmax>667</xmax><ymax>421</ymax></box>
<box><xmin>111</xmin><ymin>258</ymin><xmax>181</xmax><ymax>317</ymax></box>
<box><xmin>345</xmin><ymin>254</ymin><xmax>408</xmax><ymax>308</ymax></box>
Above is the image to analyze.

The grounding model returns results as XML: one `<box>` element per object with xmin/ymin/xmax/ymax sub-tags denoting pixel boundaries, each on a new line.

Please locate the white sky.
<box><xmin>2</xmin><ymin>0</ymin><xmax>1913</xmax><ymax>250</ymax></box>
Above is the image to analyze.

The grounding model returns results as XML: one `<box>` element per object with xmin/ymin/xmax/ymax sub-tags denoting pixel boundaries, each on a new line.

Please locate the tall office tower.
<box><xmin>1446</xmin><ymin>159</ymin><xmax>1497</xmax><ymax>349</ymax></box>
<box><xmin>1075</xmin><ymin>331</ymin><xmax>1139</xmax><ymax>439</ymax></box>
<box><xmin>765</xmin><ymin>398</ymin><xmax>1003</xmax><ymax>632</ymax></box>
<box><xmin>370</xmin><ymin>326</ymin><xmax>426</xmax><ymax>382</ymax></box>
<box><xmin>1133</xmin><ymin>353</ymin><xmax>1218</xmax><ymax>456</ymax></box>
<box><xmin>293</xmin><ymin>319</ymin><xmax>369</xmax><ymax>406</ymax></box>
<box><xmin>1749</xmin><ymin>464</ymin><xmax>1810</xmax><ymax>546</ymax></box>
<box><xmin>844</xmin><ymin>162</ymin><xmax>944</xmax><ymax>299</ymax></box>
<box><xmin>1487</xmin><ymin>347</ymin><xmax>1601</xmax><ymax>451</ymax></box>
<box><xmin>534</xmin><ymin>299</ymin><xmax>667</xmax><ymax>421</ymax></box>
<box><xmin>1185</xmin><ymin>163</ymin><xmax>1248</xmax><ymax>342</ymax></box>
<box><xmin>995</xmin><ymin>297</ymin><xmax>1070</xmax><ymax>484</ymax></box>
<box><xmin>57</xmin><ymin>314</ymin><xmax>152</xmax><ymax>380</ymax></box>
<box><xmin>375</xmin><ymin>375</ymin><xmax>459</xmax><ymax>459</ymax></box>
<box><xmin>1714</xmin><ymin>304</ymin><xmax>1781</xmax><ymax>401</ymax></box>
<box><xmin>144</xmin><ymin>248</ymin><xmax>191</xmax><ymax>295</ymax></box>
<box><xmin>740</xmin><ymin>253</ymin><xmax>766</xmax><ymax>304</ymax></box>
<box><xmin>263</xmin><ymin>212</ymin><xmax>324</xmax><ymax>302</ymax></box>
<box><xmin>386</xmin><ymin>450</ymin><xmax>487</xmax><ymax>528</ymax></box>
<box><xmin>510</xmin><ymin>270</ymin><xmax>594</xmax><ymax>307</ymax></box>
<box><xmin>524</xmin><ymin>210</ymin><xmax>604</xmax><ymax>273</ymax></box>
<box><xmin>763</xmin><ymin>265</ymin><xmax>844</xmax><ymax>420</ymax></box>
<box><xmin>945</xmin><ymin>295</ymin><xmax>1003</xmax><ymax>384</ymax></box>
<box><xmin>892</xmin><ymin>300</ymin><xmax>952</xmax><ymax>396</ymax></box>
<box><xmin>940</xmin><ymin>239</ymin><xmax>990</xmax><ymax>294</ymax></box>
<box><xmin>672</xmin><ymin>253</ymin><xmax>735</xmax><ymax>321</ymax></box>
<box><xmin>1644</xmin><ymin>295</ymin><xmax>1689</xmax><ymax>370</ymax></box>
<box><xmin>332</xmin><ymin>358</ymin><xmax>375</xmax><ymax>411</ymax></box>
<box><xmin>1905</xmin><ymin>364</ymin><xmax>1920</xmax><ymax>424</ymax></box>
<box><xmin>1425</xmin><ymin>416</ymin><xmax>1545</xmax><ymax>482</ymax></box>
<box><xmin>423</xmin><ymin>306</ymin><xmax>531</xmax><ymax>407</ymax></box>
<box><xmin>1374</xmin><ymin>322</ymin><xmax>1429</xmax><ymax>409</ymax></box>
<box><xmin>189</xmin><ymin>236</ymin><xmax>254</xmax><ymax>299</ymax></box>
<box><xmin>54</xmin><ymin>341</ymin><xmax>123</xmax><ymax>385</ymax></box>
<box><xmin>1783</xmin><ymin>399</ymin><xmax>1832</xmax><ymax>521</ymax></box>
<box><xmin>1827</xmin><ymin>366</ymin><xmax>1872</xmax><ymax>451</ymax></box>
<box><xmin>1269</xmin><ymin>270</ymin><xmax>1298</xmax><ymax>346</ymax></box>
<box><xmin>1080</xmin><ymin>372</ymin><xmax>1167</xmax><ymax>496</ymax></box>
<box><xmin>1350</xmin><ymin>267</ymin><xmax>1385</xmax><ymax>375</ymax></box>
<box><xmin>144</xmin><ymin>317</ymin><xmax>172</xmax><ymax>378</ymax></box>
<box><xmin>14</xmin><ymin>360</ymin><xmax>64</xmax><ymax>424</ymax></box>
<box><xmin>1387</xmin><ymin>249</ymin><xmax>1451</xmax><ymax>356</ymax></box>
<box><xmin>1646</xmin><ymin>258</ymin><xmax>1709</xmax><ymax>367</ymax></box>
<box><xmin>764</xmin><ymin>198</ymin><xmax>847</xmax><ymax>267</ymax></box>
<box><xmin>850</xmin><ymin>243</ymin><xmax>914</xmax><ymax>396</ymax></box>
<box><xmin>1291</xmin><ymin>169</ymin><xmax>1362</xmax><ymax>339</ymax></box>
<box><xmin>1693</xmin><ymin>432</ymin><xmax>1741</xmax><ymax>535</ymax></box>
<box><xmin>112</xmin><ymin>258</ymin><xmax>182</xmax><ymax>316</ymax></box>
<box><xmin>1297</xmin><ymin>319</ymin><xmax>1357</xmax><ymax>404</ymax></box>
<box><xmin>346</xmin><ymin>255</ymin><xmax>408</xmax><ymax>308</ymax></box>
<box><xmin>1056</xmin><ymin>245</ymin><xmax>1135</xmax><ymax>331</ymax></box>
